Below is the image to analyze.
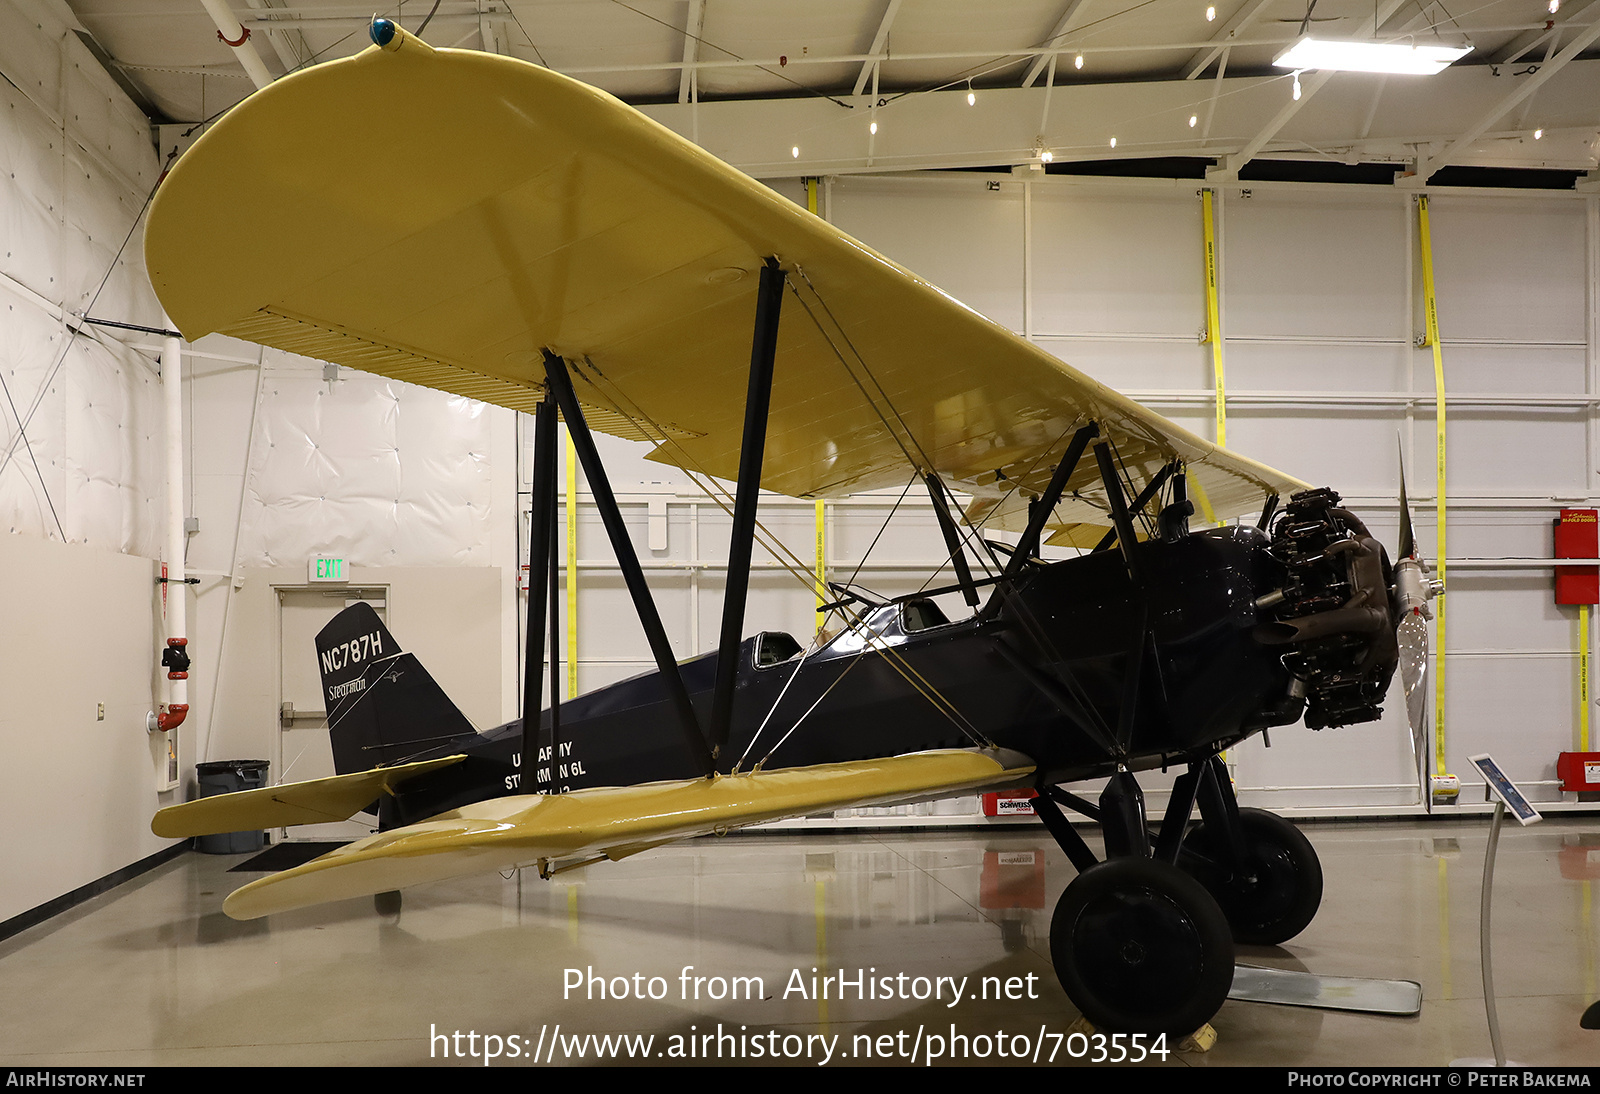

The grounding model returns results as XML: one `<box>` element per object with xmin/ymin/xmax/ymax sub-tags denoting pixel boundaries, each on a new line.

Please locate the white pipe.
<box><xmin>198</xmin><ymin>0</ymin><xmax>275</xmax><ymax>91</ymax></box>
<box><xmin>239</xmin><ymin>0</ymin><xmax>308</xmax><ymax>73</ymax></box>
<box><xmin>156</xmin><ymin>327</ymin><xmax>189</xmax><ymax>732</ymax></box>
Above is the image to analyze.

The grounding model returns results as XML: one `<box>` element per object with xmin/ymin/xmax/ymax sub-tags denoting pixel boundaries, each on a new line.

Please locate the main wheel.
<box><xmin>1181</xmin><ymin>807</ymin><xmax>1322</xmax><ymax>946</ymax></box>
<box><xmin>1049</xmin><ymin>858</ymin><xmax>1234</xmax><ymax>1034</ymax></box>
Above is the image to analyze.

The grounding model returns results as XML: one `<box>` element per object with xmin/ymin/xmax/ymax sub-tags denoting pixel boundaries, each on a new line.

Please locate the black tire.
<box><xmin>1181</xmin><ymin>807</ymin><xmax>1322</xmax><ymax>946</ymax></box>
<box><xmin>374</xmin><ymin>889</ymin><xmax>403</xmax><ymax>916</ymax></box>
<box><xmin>1049</xmin><ymin>857</ymin><xmax>1235</xmax><ymax>1035</ymax></box>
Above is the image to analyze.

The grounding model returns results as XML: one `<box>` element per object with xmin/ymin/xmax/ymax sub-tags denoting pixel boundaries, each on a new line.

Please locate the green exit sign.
<box><xmin>309</xmin><ymin>556</ymin><xmax>347</xmax><ymax>583</ymax></box>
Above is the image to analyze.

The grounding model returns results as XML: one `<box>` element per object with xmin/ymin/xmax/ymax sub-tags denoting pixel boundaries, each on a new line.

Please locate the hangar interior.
<box><xmin>1</xmin><ymin>0</ymin><xmax>1599</xmax><ymax>1067</ymax></box>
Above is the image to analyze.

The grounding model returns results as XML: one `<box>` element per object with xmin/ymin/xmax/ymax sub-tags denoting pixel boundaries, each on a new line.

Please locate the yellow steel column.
<box><xmin>814</xmin><ymin>499</ymin><xmax>827</xmax><ymax>630</ymax></box>
<box><xmin>807</xmin><ymin>177</ymin><xmax>828</xmax><ymax>628</ymax></box>
<box><xmin>1582</xmin><ymin>604</ymin><xmax>1591</xmax><ymax>752</ymax></box>
<box><xmin>1416</xmin><ymin>195</ymin><xmax>1448</xmax><ymax>778</ymax></box>
<box><xmin>1193</xmin><ymin>188</ymin><xmax>1224</xmax><ymax>525</ymax></box>
<box><xmin>1202</xmin><ymin>188</ymin><xmax>1227</xmax><ymax>449</ymax></box>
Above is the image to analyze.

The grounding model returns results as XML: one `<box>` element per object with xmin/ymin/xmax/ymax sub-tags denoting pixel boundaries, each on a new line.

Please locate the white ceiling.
<box><xmin>56</xmin><ymin>0</ymin><xmax>1600</xmax><ymax>183</ymax></box>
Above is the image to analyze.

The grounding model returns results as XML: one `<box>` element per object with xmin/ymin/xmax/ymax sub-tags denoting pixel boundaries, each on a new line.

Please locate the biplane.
<box><xmin>145</xmin><ymin>18</ymin><xmax>1439</xmax><ymax>1037</ymax></box>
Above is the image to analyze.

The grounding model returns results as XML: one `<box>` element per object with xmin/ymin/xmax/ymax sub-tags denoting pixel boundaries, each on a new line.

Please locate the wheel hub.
<box><xmin>1051</xmin><ymin>858</ymin><xmax>1234</xmax><ymax>1033</ymax></box>
<box><xmin>1180</xmin><ymin>807</ymin><xmax>1324</xmax><ymax>946</ymax></box>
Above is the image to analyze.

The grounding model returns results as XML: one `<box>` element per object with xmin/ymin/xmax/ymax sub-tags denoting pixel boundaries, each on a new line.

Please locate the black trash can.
<box><xmin>194</xmin><ymin>760</ymin><xmax>270</xmax><ymax>854</ymax></box>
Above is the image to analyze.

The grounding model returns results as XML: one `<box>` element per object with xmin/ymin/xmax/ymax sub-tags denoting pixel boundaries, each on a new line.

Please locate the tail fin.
<box><xmin>315</xmin><ymin>603</ymin><xmax>476</xmax><ymax>773</ymax></box>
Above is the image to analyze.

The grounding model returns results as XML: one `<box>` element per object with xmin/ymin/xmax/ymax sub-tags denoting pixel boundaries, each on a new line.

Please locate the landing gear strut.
<box><xmin>1050</xmin><ymin>856</ymin><xmax>1233</xmax><ymax>1035</ymax></box>
<box><xmin>1181</xmin><ymin>806</ymin><xmax>1323</xmax><ymax>946</ymax></box>
<box><xmin>1036</xmin><ymin>761</ymin><xmax>1235</xmax><ymax>1034</ymax></box>
<box><xmin>1036</xmin><ymin>756</ymin><xmax>1324</xmax><ymax>1033</ymax></box>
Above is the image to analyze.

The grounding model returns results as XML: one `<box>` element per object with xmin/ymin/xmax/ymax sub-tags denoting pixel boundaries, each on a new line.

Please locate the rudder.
<box><xmin>315</xmin><ymin>603</ymin><xmax>476</xmax><ymax>772</ymax></box>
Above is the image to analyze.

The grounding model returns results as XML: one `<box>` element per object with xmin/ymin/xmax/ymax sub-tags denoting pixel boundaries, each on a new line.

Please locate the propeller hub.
<box><xmin>1394</xmin><ymin>557</ymin><xmax>1438</xmax><ymax>619</ymax></box>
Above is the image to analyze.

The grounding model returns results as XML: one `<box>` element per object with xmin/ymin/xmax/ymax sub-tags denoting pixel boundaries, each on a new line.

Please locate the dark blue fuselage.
<box><xmin>376</xmin><ymin>526</ymin><xmax>1294</xmax><ymax>828</ymax></box>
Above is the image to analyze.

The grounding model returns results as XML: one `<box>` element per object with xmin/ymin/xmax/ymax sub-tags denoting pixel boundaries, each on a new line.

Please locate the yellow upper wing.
<box><xmin>222</xmin><ymin>749</ymin><xmax>1032</xmax><ymax>919</ymax></box>
<box><xmin>145</xmin><ymin>25</ymin><xmax>1304</xmax><ymax>530</ymax></box>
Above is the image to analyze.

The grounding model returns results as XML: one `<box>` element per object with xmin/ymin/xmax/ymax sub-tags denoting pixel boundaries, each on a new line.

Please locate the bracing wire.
<box><xmin>787</xmin><ymin>271</ymin><xmax>1001</xmax><ymax>579</ymax></box>
<box><xmin>842</xmin><ymin>473</ymin><xmax>918</xmax><ymax>593</ymax></box>
<box><xmin>0</xmin><ymin>136</ymin><xmax>195</xmax><ymax>542</ymax></box>
<box><xmin>755</xmin><ymin>656</ymin><xmax>869</xmax><ymax>769</ymax></box>
<box><xmin>790</xmin><ymin>266</ymin><xmax>1152</xmax><ymax>587</ymax></box>
<box><xmin>0</xmin><ymin>151</ymin><xmax>173</xmax><ymax>484</ymax></box>
<box><xmin>733</xmin><ymin>631</ymin><xmax>822</xmax><ymax>773</ymax></box>
<box><xmin>604</xmin><ymin>0</ymin><xmax>855</xmax><ymax>109</ymax></box>
<box><xmin>570</xmin><ymin>358</ymin><xmax>989</xmax><ymax>748</ymax></box>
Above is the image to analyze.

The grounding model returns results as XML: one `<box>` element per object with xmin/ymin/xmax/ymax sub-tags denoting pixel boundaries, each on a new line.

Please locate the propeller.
<box><xmin>1394</xmin><ymin>445</ymin><xmax>1445</xmax><ymax>811</ymax></box>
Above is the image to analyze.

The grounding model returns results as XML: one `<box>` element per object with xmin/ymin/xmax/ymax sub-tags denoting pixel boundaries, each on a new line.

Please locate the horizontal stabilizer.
<box><xmin>222</xmin><ymin>749</ymin><xmax>1033</xmax><ymax>919</ymax></box>
<box><xmin>151</xmin><ymin>755</ymin><xmax>468</xmax><ymax>838</ymax></box>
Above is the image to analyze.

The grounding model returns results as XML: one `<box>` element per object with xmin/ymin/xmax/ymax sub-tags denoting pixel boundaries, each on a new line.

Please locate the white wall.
<box><xmin>0</xmin><ymin>0</ymin><xmax>177</xmax><ymax>924</ymax></box>
<box><xmin>0</xmin><ymin>0</ymin><xmax>521</xmax><ymax>917</ymax></box>
<box><xmin>537</xmin><ymin>172</ymin><xmax>1600</xmax><ymax>816</ymax></box>
<box><xmin>0</xmin><ymin>504</ymin><xmax>172</xmax><ymax>924</ymax></box>
<box><xmin>0</xmin><ymin>0</ymin><xmax>166</xmax><ymax>551</ymax></box>
<box><xmin>836</xmin><ymin>173</ymin><xmax>1599</xmax><ymax>812</ymax></box>
<box><xmin>183</xmin><ymin>336</ymin><xmax>521</xmax><ymax>773</ymax></box>
<box><xmin>0</xmin><ymin>534</ymin><xmax>177</xmax><ymax>924</ymax></box>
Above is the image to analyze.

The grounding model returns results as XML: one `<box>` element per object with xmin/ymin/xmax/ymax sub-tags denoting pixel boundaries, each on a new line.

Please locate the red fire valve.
<box><xmin>156</xmin><ymin>704</ymin><xmax>188</xmax><ymax>731</ymax></box>
<box><xmin>161</xmin><ymin>639</ymin><xmax>191</xmax><ymax>677</ymax></box>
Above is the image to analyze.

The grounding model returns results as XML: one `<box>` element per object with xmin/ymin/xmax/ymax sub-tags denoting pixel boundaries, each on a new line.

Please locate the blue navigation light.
<box><xmin>370</xmin><ymin>18</ymin><xmax>397</xmax><ymax>47</ymax></box>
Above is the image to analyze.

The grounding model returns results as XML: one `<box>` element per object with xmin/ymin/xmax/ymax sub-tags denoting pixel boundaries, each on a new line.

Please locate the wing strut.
<box><xmin>925</xmin><ymin>473</ymin><xmax>980</xmax><ymax>607</ymax></box>
<box><xmin>1258</xmin><ymin>491</ymin><xmax>1280</xmax><ymax>530</ymax></box>
<box><xmin>710</xmin><ymin>258</ymin><xmax>787</xmax><ymax>769</ymax></box>
<box><xmin>520</xmin><ymin>390</ymin><xmax>559</xmax><ymax>784</ymax></box>
<box><xmin>1001</xmin><ymin>421</ymin><xmax>1099</xmax><ymax>583</ymax></box>
<box><xmin>543</xmin><ymin>350</ymin><xmax>715</xmax><ymax>776</ymax></box>
<box><xmin>1093</xmin><ymin>462</ymin><xmax>1176</xmax><ymax>553</ymax></box>
<box><xmin>1094</xmin><ymin>440</ymin><xmax>1145</xmax><ymax>588</ymax></box>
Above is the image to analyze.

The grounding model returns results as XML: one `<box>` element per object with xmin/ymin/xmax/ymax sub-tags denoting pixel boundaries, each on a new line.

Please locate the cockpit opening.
<box><xmin>755</xmin><ymin>630</ymin><xmax>803</xmax><ymax>667</ymax></box>
<box><xmin>901</xmin><ymin>598</ymin><xmax>951</xmax><ymax>633</ymax></box>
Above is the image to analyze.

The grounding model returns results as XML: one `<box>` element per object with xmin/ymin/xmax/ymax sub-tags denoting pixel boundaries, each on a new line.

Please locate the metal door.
<box><xmin>276</xmin><ymin>586</ymin><xmax>388</xmax><ymax>842</ymax></box>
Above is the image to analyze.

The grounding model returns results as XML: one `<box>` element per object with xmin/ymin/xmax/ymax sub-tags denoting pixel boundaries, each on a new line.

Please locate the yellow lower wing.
<box><xmin>222</xmin><ymin>749</ymin><xmax>1032</xmax><ymax>919</ymax></box>
<box><xmin>151</xmin><ymin>755</ymin><xmax>467</xmax><ymax>838</ymax></box>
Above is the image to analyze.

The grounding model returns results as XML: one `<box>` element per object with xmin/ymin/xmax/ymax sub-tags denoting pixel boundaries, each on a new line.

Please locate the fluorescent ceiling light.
<box><xmin>1274</xmin><ymin>36</ymin><xmax>1471</xmax><ymax>75</ymax></box>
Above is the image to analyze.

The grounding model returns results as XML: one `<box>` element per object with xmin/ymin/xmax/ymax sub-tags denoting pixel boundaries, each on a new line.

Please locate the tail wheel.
<box><xmin>1050</xmin><ymin>858</ymin><xmax>1234</xmax><ymax>1034</ymax></box>
<box><xmin>1181</xmin><ymin>807</ymin><xmax>1323</xmax><ymax>946</ymax></box>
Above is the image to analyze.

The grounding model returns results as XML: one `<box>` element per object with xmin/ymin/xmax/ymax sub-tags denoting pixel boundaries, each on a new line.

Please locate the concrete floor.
<box><xmin>1</xmin><ymin>817</ymin><xmax>1598</xmax><ymax>1067</ymax></box>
